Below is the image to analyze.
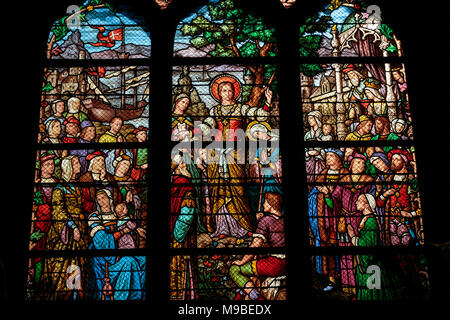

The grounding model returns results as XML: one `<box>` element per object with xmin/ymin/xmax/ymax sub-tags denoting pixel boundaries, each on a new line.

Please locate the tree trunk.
<box><xmin>247</xmin><ymin>65</ymin><xmax>266</xmax><ymax>107</ymax></box>
<box><xmin>246</xmin><ymin>43</ymin><xmax>274</xmax><ymax>107</ymax></box>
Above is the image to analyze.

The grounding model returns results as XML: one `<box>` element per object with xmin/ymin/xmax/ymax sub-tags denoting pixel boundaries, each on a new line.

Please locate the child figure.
<box><xmin>321</xmin><ymin>123</ymin><xmax>334</xmax><ymax>141</ymax></box>
<box><xmin>115</xmin><ymin>202</ymin><xmax>137</xmax><ymax>249</ymax></box>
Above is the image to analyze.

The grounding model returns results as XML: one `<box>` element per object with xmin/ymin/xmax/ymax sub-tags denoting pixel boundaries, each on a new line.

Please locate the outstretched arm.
<box><xmin>232</xmin><ymin>237</ymin><xmax>264</xmax><ymax>266</ymax></box>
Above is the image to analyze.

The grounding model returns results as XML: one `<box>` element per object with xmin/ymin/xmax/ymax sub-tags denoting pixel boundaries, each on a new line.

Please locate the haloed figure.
<box><xmin>199</xmin><ymin>75</ymin><xmax>274</xmax><ymax>239</ymax></box>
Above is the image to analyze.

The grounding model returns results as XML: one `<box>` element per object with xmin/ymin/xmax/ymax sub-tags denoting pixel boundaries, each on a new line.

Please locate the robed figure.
<box><xmin>169</xmin><ymin>158</ymin><xmax>198</xmax><ymax>300</ymax></box>
<box><xmin>200</xmin><ymin>74</ymin><xmax>273</xmax><ymax>238</ymax></box>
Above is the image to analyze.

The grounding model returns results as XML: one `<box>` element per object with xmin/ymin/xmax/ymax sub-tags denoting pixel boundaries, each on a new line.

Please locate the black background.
<box><xmin>2</xmin><ymin>0</ymin><xmax>449</xmax><ymax>317</ymax></box>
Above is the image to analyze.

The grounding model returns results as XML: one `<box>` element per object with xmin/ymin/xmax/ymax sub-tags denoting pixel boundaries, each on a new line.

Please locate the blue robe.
<box><xmin>89</xmin><ymin>225</ymin><xmax>145</xmax><ymax>300</ymax></box>
<box><xmin>308</xmin><ymin>187</ymin><xmax>323</xmax><ymax>273</ymax></box>
<box><xmin>248</xmin><ymin>147</ymin><xmax>283</xmax><ymax>217</ymax></box>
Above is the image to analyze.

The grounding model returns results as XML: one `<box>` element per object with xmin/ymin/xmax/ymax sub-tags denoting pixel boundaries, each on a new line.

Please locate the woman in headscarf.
<box><xmin>43</xmin><ymin>119</ymin><xmax>63</xmax><ymax>144</ymax></box>
<box><xmin>171</xmin><ymin>94</ymin><xmax>194</xmax><ymax>142</ymax></box>
<box><xmin>304</xmin><ymin>111</ymin><xmax>326</xmax><ymax>189</ymax></box>
<box><xmin>88</xmin><ymin>189</ymin><xmax>146</xmax><ymax>300</ymax></box>
<box><xmin>391</xmin><ymin>118</ymin><xmax>409</xmax><ymax>140</ymax></box>
<box><xmin>347</xmin><ymin>193</ymin><xmax>402</xmax><ymax>300</ymax></box>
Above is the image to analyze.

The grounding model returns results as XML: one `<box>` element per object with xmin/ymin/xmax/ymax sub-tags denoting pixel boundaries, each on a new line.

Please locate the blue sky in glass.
<box><xmin>50</xmin><ymin>3</ymin><xmax>151</xmax><ymax>55</ymax></box>
<box><xmin>306</xmin><ymin>5</ymin><xmax>354</xmax><ymax>39</ymax></box>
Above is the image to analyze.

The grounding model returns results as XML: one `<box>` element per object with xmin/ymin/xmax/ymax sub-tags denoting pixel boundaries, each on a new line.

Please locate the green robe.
<box><xmin>354</xmin><ymin>215</ymin><xmax>402</xmax><ymax>300</ymax></box>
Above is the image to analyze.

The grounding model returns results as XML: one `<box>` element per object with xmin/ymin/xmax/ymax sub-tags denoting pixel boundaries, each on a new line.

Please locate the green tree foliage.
<box><xmin>180</xmin><ymin>0</ymin><xmax>276</xmax><ymax>58</ymax></box>
<box><xmin>180</xmin><ymin>0</ymin><xmax>277</xmax><ymax>106</ymax></box>
<box><xmin>299</xmin><ymin>14</ymin><xmax>332</xmax><ymax>77</ymax></box>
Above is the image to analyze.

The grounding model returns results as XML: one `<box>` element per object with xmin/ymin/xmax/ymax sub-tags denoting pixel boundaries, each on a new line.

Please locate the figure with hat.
<box><xmin>343</xmin><ymin>64</ymin><xmax>385</xmax><ymax>124</ymax></box>
<box><xmin>311</xmin><ymin>148</ymin><xmax>349</xmax><ymax>291</ymax></box>
<box><xmin>347</xmin><ymin>193</ymin><xmax>403</xmax><ymax>300</ymax></box>
<box><xmin>345</xmin><ymin>115</ymin><xmax>373</xmax><ymax>142</ymax></box>
<box><xmin>62</xmin><ymin>116</ymin><xmax>80</xmax><ymax>144</ymax></box>
<box><xmin>41</xmin><ymin>155</ymin><xmax>89</xmax><ymax>300</ymax></box>
<box><xmin>376</xmin><ymin>149</ymin><xmax>420</xmax><ymax>246</ymax></box>
<box><xmin>199</xmin><ymin>74</ymin><xmax>274</xmax><ymax>238</ymax></box>
<box><xmin>79</xmin><ymin>151</ymin><xmax>118</xmax><ymax>212</ymax></box>
<box><xmin>369</xmin><ymin>115</ymin><xmax>400</xmax><ymax>154</ymax></box>
<box><xmin>304</xmin><ymin>110</ymin><xmax>324</xmax><ymax>141</ymax></box>
<box><xmin>329</xmin><ymin>152</ymin><xmax>375</xmax><ymax>294</ymax></box>
<box><xmin>343</xmin><ymin>64</ymin><xmax>370</xmax><ymax>125</ymax></box>
<box><xmin>69</xmin><ymin>120</ymin><xmax>96</xmax><ymax>173</ymax></box>
<box><xmin>391</xmin><ymin>118</ymin><xmax>408</xmax><ymax>141</ymax></box>
<box><xmin>38</xmin><ymin>152</ymin><xmax>59</xmax><ymax>204</ymax></box>
<box><xmin>171</xmin><ymin>94</ymin><xmax>194</xmax><ymax>142</ymax></box>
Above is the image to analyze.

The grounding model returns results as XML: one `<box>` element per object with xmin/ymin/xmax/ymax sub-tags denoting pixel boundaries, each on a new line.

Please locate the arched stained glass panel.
<box><xmin>174</xmin><ymin>0</ymin><xmax>277</xmax><ymax>58</ymax></box>
<box><xmin>48</xmin><ymin>1</ymin><xmax>151</xmax><ymax>59</ymax></box>
<box><xmin>300</xmin><ymin>1</ymin><xmax>430</xmax><ymax>300</ymax></box>
<box><xmin>170</xmin><ymin>0</ymin><xmax>286</xmax><ymax>301</ymax></box>
<box><xmin>27</xmin><ymin>0</ymin><xmax>150</xmax><ymax>301</ymax></box>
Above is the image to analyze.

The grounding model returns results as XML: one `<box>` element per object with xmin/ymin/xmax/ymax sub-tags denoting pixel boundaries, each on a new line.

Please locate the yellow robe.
<box><xmin>41</xmin><ymin>186</ymin><xmax>87</xmax><ymax>300</ymax></box>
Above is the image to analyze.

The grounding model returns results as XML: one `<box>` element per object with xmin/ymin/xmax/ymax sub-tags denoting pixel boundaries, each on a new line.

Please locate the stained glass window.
<box><xmin>22</xmin><ymin>0</ymin><xmax>435</xmax><ymax>306</ymax></box>
<box><xmin>27</xmin><ymin>0</ymin><xmax>149</xmax><ymax>301</ymax></box>
<box><xmin>301</xmin><ymin>1</ymin><xmax>429</xmax><ymax>300</ymax></box>
<box><xmin>170</xmin><ymin>0</ymin><xmax>286</xmax><ymax>301</ymax></box>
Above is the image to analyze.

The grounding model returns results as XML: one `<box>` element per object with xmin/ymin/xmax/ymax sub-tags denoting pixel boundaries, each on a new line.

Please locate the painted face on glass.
<box><xmin>96</xmin><ymin>192</ymin><xmax>111</xmax><ymax>211</ymax></box>
<box><xmin>116</xmin><ymin>160</ymin><xmax>131</xmax><ymax>177</ymax></box>
<box><xmin>280</xmin><ymin>0</ymin><xmax>296</xmax><ymax>9</ymax></box>
<box><xmin>395</xmin><ymin>122</ymin><xmax>406</xmax><ymax>134</ymax></box>
<box><xmin>91</xmin><ymin>156</ymin><xmax>106</xmax><ymax>174</ymax></box>
<box><xmin>347</xmin><ymin>71</ymin><xmax>361</xmax><ymax>87</ymax></box>
<box><xmin>72</xmin><ymin>99</ymin><xmax>81</xmax><ymax>112</ymax></box>
<box><xmin>372</xmin><ymin>158</ymin><xmax>389</xmax><ymax>173</ymax></box>
<box><xmin>41</xmin><ymin>159</ymin><xmax>55</xmax><ymax>176</ymax></box>
<box><xmin>51</xmin><ymin>121</ymin><xmax>62</xmax><ymax>138</ymax></box>
<box><xmin>175</xmin><ymin>97</ymin><xmax>190</xmax><ymax>113</ymax></box>
<box><xmin>110</xmin><ymin>118</ymin><xmax>123</xmax><ymax>133</ymax></box>
<box><xmin>360</xmin><ymin>121</ymin><xmax>373</xmax><ymax>135</ymax></box>
<box><xmin>219</xmin><ymin>83</ymin><xmax>235</xmax><ymax>103</ymax></box>
<box><xmin>66</xmin><ymin>123</ymin><xmax>79</xmax><ymax>136</ymax></box>
<box><xmin>308</xmin><ymin>116</ymin><xmax>317</xmax><ymax>128</ymax></box>
<box><xmin>136</xmin><ymin>130</ymin><xmax>147</xmax><ymax>142</ymax></box>
<box><xmin>350</xmin><ymin>158</ymin><xmax>366</xmax><ymax>174</ymax></box>
<box><xmin>71</xmin><ymin>157</ymin><xmax>81</xmax><ymax>176</ymax></box>
<box><xmin>356</xmin><ymin>194</ymin><xmax>368</xmax><ymax>212</ymax></box>
<box><xmin>55</xmin><ymin>101</ymin><xmax>65</xmax><ymax>115</ymax></box>
<box><xmin>390</xmin><ymin>154</ymin><xmax>405</xmax><ymax>171</ymax></box>
<box><xmin>326</xmin><ymin>153</ymin><xmax>341</xmax><ymax>168</ymax></box>
<box><xmin>83</xmin><ymin>126</ymin><xmax>96</xmax><ymax>141</ymax></box>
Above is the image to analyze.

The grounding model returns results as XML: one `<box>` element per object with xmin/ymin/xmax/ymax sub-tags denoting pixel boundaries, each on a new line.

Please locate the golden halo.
<box><xmin>246</xmin><ymin>121</ymin><xmax>272</xmax><ymax>141</ymax></box>
<box><xmin>210</xmin><ymin>74</ymin><xmax>242</xmax><ymax>103</ymax></box>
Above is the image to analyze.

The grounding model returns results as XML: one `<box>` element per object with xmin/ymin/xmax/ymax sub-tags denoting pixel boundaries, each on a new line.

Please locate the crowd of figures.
<box><xmin>28</xmin><ymin>142</ymin><xmax>148</xmax><ymax>300</ymax></box>
<box><xmin>169</xmin><ymin>77</ymin><xmax>287</xmax><ymax>301</ymax></box>
<box><xmin>39</xmin><ymin>96</ymin><xmax>149</xmax><ymax>145</ymax></box>
<box><xmin>304</xmin><ymin>110</ymin><xmax>429</xmax><ymax>300</ymax></box>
